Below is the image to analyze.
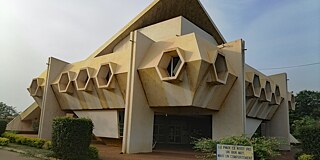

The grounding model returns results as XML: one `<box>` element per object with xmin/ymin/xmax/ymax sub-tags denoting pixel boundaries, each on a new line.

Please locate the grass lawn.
<box><xmin>0</xmin><ymin>143</ymin><xmax>55</xmax><ymax>159</ymax></box>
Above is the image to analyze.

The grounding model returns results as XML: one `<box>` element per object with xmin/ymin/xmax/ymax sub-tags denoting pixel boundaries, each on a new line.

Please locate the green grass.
<box><xmin>1</xmin><ymin>143</ymin><xmax>56</xmax><ymax>159</ymax></box>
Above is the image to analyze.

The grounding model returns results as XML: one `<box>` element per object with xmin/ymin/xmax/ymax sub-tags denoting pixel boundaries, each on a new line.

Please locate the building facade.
<box><xmin>7</xmin><ymin>0</ymin><xmax>297</xmax><ymax>154</ymax></box>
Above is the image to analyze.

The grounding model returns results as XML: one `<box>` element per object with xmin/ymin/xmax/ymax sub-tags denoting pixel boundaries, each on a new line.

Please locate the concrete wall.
<box><xmin>74</xmin><ymin>110</ymin><xmax>119</xmax><ymax>138</ymax></box>
<box><xmin>266</xmin><ymin>73</ymin><xmax>290</xmax><ymax>150</ymax></box>
<box><xmin>38</xmin><ymin>57</ymin><xmax>68</xmax><ymax>139</ymax></box>
<box><xmin>6</xmin><ymin>116</ymin><xmax>34</xmax><ymax>132</ymax></box>
<box><xmin>212</xmin><ymin>39</ymin><xmax>246</xmax><ymax>139</ymax></box>
<box><xmin>122</xmin><ymin>31</ymin><xmax>155</xmax><ymax>154</ymax></box>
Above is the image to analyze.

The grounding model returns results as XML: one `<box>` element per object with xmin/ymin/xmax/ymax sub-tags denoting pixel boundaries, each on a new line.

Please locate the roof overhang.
<box><xmin>92</xmin><ymin>0</ymin><xmax>226</xmax><ymax>58</ymax></box>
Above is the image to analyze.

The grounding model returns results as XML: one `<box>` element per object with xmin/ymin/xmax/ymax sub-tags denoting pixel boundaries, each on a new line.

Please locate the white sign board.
<box><xmin>217</xmin><ymin>144</ymin><xmax>254</xmax><ymax>160</ymax></box>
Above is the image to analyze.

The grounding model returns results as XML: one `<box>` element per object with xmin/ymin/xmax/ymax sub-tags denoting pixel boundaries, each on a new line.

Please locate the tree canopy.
<box><xmin>0</xmin><ymin>102</ymin><xmax>18</xmax><ymax>120</ymax></box>
<box><xmin>290</xmin><ymin>90</ymin><xmax>320</xmax><ymax>123</ymax></box>
<box><xmin>289</xmin><ymin>90</ymin><xmax>320</xmax><ymax>137</ymax></box>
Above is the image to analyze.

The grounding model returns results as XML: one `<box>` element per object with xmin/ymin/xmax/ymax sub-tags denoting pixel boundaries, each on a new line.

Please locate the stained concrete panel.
<box><xmin>245</xmin><ymin>118</ymin><xmax>262</xmax><ymax>137</ymax></box>
<box><xmin>74</xmin><ymin>110</ymin><xmax>119</xmax><ymax>138</ymax></box>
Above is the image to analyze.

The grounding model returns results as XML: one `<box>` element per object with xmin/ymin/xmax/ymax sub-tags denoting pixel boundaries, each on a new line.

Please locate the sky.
<box><xmin>0</xmin><ymin>0</ymin><xmax>319</xmax><ymax>112</ymax></box>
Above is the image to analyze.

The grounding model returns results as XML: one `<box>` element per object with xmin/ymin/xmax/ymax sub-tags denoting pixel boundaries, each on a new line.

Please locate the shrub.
<box><xmin>88</xmin><ymin>146</ymin><xmax>99</xmax><ymax>160</ymax></box>
<box><xmin>2</xmin><ymin>132</ymin><xmax>19</xmax><ymax>142</ymax></box>
<box><xmin>27</xmin><ymin>138</ymin><xmax>46</xmax><ymax>148</ymax></box>
<box><xmin>298</xmin><ymin>154</ymin><xmax>314</xmax><ymax>160</ymax></box>
<box><xmin>193</xmin><ymin>135</ymin><xmax>280</xmax><ymax>160</ymax></box>
<box><xmin>0</xmin><ymin>119</ymin><xmax>7</xmax><ymax>135</ymax></box>
<box><xmin>292</xmin><ymin>116</ymin><xmax>317</xmax><ymax>139</ymax></box>
<box><xmin>42</xmin><ymin>140</ymin><xmax>52</xmax><ymax>150</ymax></box>
<box><xmin>0</xmin><ymin>137</ymin><xmax>9</xmax><ymax>146</ymax></box>
<box><xmin>299</xmin><ymin>123</ymin><xmax>320</xmax><ymax>158</ymax></box>
<box><xmin>52</xmin><ymin>117</ymin><xmax>94</xmax><ymax>160</ymax></box>
<box><xmin>1</xmin><ymin>132</ymin><xmax>47</xmax><ymax>149</ymax></box>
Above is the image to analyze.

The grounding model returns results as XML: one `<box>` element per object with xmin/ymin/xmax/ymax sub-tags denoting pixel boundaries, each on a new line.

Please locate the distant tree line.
<box><xmin>0</xmin><ymin>102</ymin><xmax>18</xmax><ymax>121</ymax></box>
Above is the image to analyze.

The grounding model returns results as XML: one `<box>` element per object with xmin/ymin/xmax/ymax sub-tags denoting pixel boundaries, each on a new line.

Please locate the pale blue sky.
<box><xmin>0</xmin><ymin>0</ymin><xmax>319</xmax><ymax>111</ymax></box>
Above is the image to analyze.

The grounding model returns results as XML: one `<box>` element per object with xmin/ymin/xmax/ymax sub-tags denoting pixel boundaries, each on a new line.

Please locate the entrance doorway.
<box><xmin>153</xmin><ymin>114</ymin><xmax>212</xmax><ymax>149</ymax></box>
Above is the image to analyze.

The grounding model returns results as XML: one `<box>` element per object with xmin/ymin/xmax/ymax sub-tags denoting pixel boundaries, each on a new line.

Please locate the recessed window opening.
<box><xmin>253</xmin><ymin>75</ymin><xmax>261</xmax><ymax>94</ymax></box>
<box><xmin>275</xmin><ymin>86</ymin><xmax>280</xmax><ymax>96</ymax></box>
<box><xmin>84</xmin><ymin>75</ymin><xmax>88</xmax><ymax>83</ymax></box>
<box><xmin>215</xmin><ymin>54</ymin><xmax>227</xmax><ymax>79</ymax></box>
<box><xmin>105</xmin><ymin>70</ymin><xmax>111</xmax><ymax>83</ymax></box>
<box><xmin>166</xmin><ymin>56</ymin><xmax>181</xmax><ymax>77</ymax></box>
<box><xmin>59</xmin><ymin>74</ymin><xmax>69</xmax><ymax>90</ymax></box>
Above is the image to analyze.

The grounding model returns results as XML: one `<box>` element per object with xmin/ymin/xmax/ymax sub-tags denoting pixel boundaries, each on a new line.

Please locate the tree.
<box><xmin>290</xmin><ymin>90</ymin><xmax>320</xmax><ymax>125</ymax></box>
<box><xmin>0</xmin><ymin>102</ymin><xmax>18</xmax><ymax>121</ymax></box>
<box><xmin>289</xmin><ymin>90</ymin><xmax>320</xmax><ymax>139</ymax></box>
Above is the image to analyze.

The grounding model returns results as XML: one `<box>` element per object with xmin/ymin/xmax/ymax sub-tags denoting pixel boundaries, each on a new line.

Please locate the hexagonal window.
<box><xmin>156</xmin><ymin>48</ymin><xmax>185</xmax><ymax>82</ymax></box>
<box><xmin>271</xmin><ymin>85</ymin><xmax>281</xmax><ymax>105</ymax></box>
<box><xmin>212</xmin><ymin>53</ymin><xmax>229</xmax><ymax>84</ymax></box>
<box><xmin>29</xmin><ymin>79</ymin><xmax>38</xmax><ymax>95</ymax></box>
<box><xmin>75</xmin><ymin>68</ymin><xmax>93</xmax><ymax>91</ymax></box>
<box><xmin>28</xmin><ymin>78</ymin><xmax>43</xmax><ymax>97</ymax></box>
<box><xmin>265</xmin><ymin>81</ymin><xmax>272</xmax><ymax>100</ymax></box>
<box><xmin>96</xmin><ymin>63</ymin><xmax>116</xmax><ymax>89</ymax></box>
<box><xmin>252</xmin><ymin>74</ymin><xmax>261</xmax><ymax>96</ymax></box>
<box><xmin>275</xmin><ymin>85</ymin><xmax>281</xmax><ymax>102</ymax></box>
<box><xmin>246</xmin><ymin>74</ymin><xmax>261</xmax><ymax>97</ymax></box>
<box><xmin>58</xmin><ymin>72</ymin><xmax>74</xmax><ymax>94</ymax></box>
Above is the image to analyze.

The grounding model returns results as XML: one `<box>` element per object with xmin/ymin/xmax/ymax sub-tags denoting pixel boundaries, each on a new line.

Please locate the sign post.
<box><xmin>216</xmin><ymin>144</ymin><xmax>254</xmax><ymax>160</ymax></box>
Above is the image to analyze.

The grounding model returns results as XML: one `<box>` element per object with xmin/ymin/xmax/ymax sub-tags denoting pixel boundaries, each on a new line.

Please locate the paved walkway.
<box><xmin>93</xmin><ymin>144</ymin><xmax>200</xmax><ymax>160</ymax></box>
<box><xmin>0</xmin><ymin>149</ymin><xmax>38</xmax><ymax>160</ymax></box>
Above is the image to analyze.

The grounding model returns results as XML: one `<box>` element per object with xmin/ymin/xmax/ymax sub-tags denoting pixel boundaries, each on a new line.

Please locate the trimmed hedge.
<box><xmin>52</xmin><ymin>117</ymin><xmax>94</xmax><ymax>160</ymax></box>
<box><xmin>42</xmin><ymin>140</ymin><xmax>53</xmax><ymax>150</ymax></box>
<box><xmin>1</xmin><ymin>132</ymin><xmax>46</xmax><ymax>148</ymax></box>
<box><xmin>0</xmin><ymin>137</ymin><xmax>9</xmax><ymax>146</ymax></box>
<box><xmin>88</xmin><ymin>146</ymin><xmax>99</xmax><ymax>159</ymax></box>
<box><xmin>299</xmin><ymin>124</ymin><xmax>320</xmax><ymax>158</ymax></box>
<box><xmin>0</xmin><ymin>119</ymin><xmax>7</xmax><ymax>135</ymax></box>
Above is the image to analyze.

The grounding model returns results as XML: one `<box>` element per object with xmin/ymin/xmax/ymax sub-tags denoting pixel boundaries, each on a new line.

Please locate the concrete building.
<box><xmin>7</xmin><ymin>0</ymin><xmax>297</xmax><ymax>154</ymax></box>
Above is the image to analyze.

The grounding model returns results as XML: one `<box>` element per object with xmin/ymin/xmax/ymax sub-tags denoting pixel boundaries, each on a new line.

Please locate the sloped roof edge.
<box><xmin>89</xmin><ymin>0</ymin><xmax>226</xmax><ymax>58</ymax></box>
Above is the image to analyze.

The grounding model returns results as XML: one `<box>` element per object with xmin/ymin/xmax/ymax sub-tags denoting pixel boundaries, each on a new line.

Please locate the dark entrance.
<box><xmin>153</xmin><ymin>114</ymin><xmax>212</xmax><ymax>149</ymax></box>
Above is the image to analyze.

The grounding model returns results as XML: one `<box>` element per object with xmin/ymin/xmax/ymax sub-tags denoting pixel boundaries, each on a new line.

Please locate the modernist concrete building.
<box><xmin>7</xmin><ymin>0</ymin><xmax>297</xmax><ymax>154</ymax></box>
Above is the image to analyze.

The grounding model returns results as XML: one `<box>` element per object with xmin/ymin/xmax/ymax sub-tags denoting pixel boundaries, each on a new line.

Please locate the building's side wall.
<box><xmin>6</xmin><ymin>116</ymin><xmax>33</xmax><ymax>132</ymax></box>
<box><xmin>266</xmin><ymin>73</ymin><xmax>290</xmax><ymax>150</ymax></box>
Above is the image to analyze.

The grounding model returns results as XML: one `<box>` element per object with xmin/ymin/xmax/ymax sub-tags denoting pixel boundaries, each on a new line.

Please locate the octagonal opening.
<box><xmin>58</xmin><ymin>72</ymin><xmax>70</xmax><ymax>91</ymax></box>
<box><xmin>156</xmin><ymin>48</ymin><xmax>185</xmax><ymax>82</ymax></box>
<box><xmin>96</xmin><ymin>63</ymin><xmax>114</xmax><ymax>88</ymax></box>
<box><xmin>76</xmin><ymin>69</ymin><xmax>90</xmax><ymax>90</ymax></box>
<box><xmin>213</xmin><ymin>53</ymin><xmax>228</xmax><ymax>82</ymax></box>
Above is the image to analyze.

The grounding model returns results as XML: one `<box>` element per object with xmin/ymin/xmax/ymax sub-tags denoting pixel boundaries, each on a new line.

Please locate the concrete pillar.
<box><xmin>212</xmin><ymin>39</ymin><xmax>246</xmax><ymax>139</ymax></box>
<box><xmin>122</xmin><ymin>31</ymin><xmax>155</xmax><ymax>153</ymax></box>
<box><xmin>38</xmin><ymin>57</ymin><xmax>68</xmax><ymax>139</ymax></box>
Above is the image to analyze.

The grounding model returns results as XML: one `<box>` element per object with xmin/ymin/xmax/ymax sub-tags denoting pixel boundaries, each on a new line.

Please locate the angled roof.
<box><xmin>91</xmin><ymin>0</ymin><xmax>226</xmax><ymax>58</ymax></box>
